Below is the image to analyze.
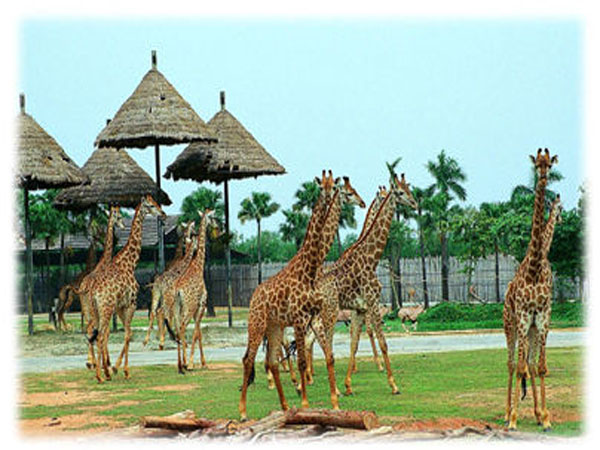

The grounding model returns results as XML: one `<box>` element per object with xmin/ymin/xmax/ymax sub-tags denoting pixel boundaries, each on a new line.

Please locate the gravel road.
<box><xmin>18</xmin><ymin>329</ymin><xmax>584</xmax><ymax>374</ymax></box>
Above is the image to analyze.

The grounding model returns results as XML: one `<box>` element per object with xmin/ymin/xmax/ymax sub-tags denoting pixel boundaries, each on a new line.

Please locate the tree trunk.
<box><xmin>396</xmin><ymin>254</ymin><xmax>403</xmax><ymax>308</ymax></box>
<box><xmin>388</xmin><ymin>257</ymin><xmax>398</xmax><ymax>311</ymax></box>
<box><xmin>205</xmin><ymin>242</ymin><xmax>215</xmax><ymax>317</ymax></box>
<box><xmin>285</xmin><ymin>408</ymin><xmax>379</xmax><ymax>430</ymax></box>
<box><xmin>418</xmin><ymin>210</ymin><xmax>429</xmax><ymax>309</ymax></box>
<box><xmin>441</xmin><ymin>232</ymin><xmax>449</xmax><ymax>302</ymax></box>
<box><xmin>494</xmin><ymin>241</ymin><xmax>501</xmax><ymax>303</ymax></box>
<box><xmin>60</xmin><ymin>232</ymin><xmax>65</xmax><ymax>287</ymax></box>
<box><xmin>45</xmin><ymin>238</ymin><xmax>51</xmax><ymax>320</ymax></box>
<box><xmin>257</xmin><ymin>219</ymin><xmax>262</xmax><ymax>285</ymax></box>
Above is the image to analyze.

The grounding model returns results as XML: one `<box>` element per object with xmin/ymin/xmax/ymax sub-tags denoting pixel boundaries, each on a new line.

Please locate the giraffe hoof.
<box><xmin>344</xmin><ymin>391</ymin><xmax>354</xmax><ymax>397</ymax></box>
<box><xmin>543</xmin><ymin>427</ymin><xmax>552</xmax><ymax>433</ymax></box>
<box><xmin>158</xmin><ymin>345</ymin><xmax>164</xmax><ymax>351</ymax></box>
<box><xmin>392</xmin><ymin>390</ymin><xmax>401</xmax><ymax>396</ymax></box>
<box><xmin>112</xmin><ymin>367</ymin><xmax>118</xmax><ymax>375</ymax></box>
<box><xmin>86</xmin><ymin>362</ymin><xmax>94</xmax><ymax>370</ymax></box>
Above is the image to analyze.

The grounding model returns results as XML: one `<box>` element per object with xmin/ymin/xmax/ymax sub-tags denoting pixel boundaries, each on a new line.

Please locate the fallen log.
<box><xmin>284</xmin><ymin>408</ymin><xmax>379</xmax><ymax>430</ymax></box>
<box><xmin>140</xmin><ymin>415</ymin><xmax>216</xmax><ymax>432</ymax></box>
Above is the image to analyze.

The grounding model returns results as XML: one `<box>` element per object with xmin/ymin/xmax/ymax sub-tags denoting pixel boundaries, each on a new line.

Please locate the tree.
<box><xmin>480</xmin><ymin>201</ymin><xmax>510</xmax><ymax>302</ymax></box>
<box><xmin>279</xmin><ymin>209</ymin><xmax>309</xmax><ymax>250</ymax></box>
<box><xmin>238</xmin><ymin>192</ymin><xmax>280</xmax><ymax>284</ymax></box>
<box><xmin>426</xmin><ymin>149</ymin><xmax>467</xmax><ymax>302</ymax></box>
<box><xmin>179</xmin><ymin>186</ymin><xmax>225</xmax><ymax>317</ymax></box>
<box><xmin>412</xmin><ymin>185</ymin><xmax>436</xmax><ymax>308</ymax></box>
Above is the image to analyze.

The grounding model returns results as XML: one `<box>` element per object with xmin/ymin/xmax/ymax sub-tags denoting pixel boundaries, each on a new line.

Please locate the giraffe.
<box><xmin>238</xmin><ymin>173</ymin><xmax>365</xmax><ymax>421</ymax></box>
<box><xmin>71</xmin><ymin>206</ymin><xmax>125</xmax><ymax>368</ymax></box>
<box><xmin>307</xmin><ymin>172</ymin><xmax>417</xmax><ymax>397</ymax></box>
<box><xmin>304</xmin><ymin>185</ymin><xmax>389</xmax><ymax>382</ymax></box>
<box><xmin>87</xmin><ymin>195</ymin><xmax>165</xmax><ymax>382</ymax></box>
<box><xmin>163</xmin><ymin>209</ymin><xmax>218</xmax><ymax>373</ymax></box>
<box><xmin>503</xmin><ymin>148</ymin><xmax>558</xmax><ymax>431</ymax></box>
<box><xmin>143</xmin><ymin>220</ymin><xmax>196</xmax><ymax>349</ymax></box>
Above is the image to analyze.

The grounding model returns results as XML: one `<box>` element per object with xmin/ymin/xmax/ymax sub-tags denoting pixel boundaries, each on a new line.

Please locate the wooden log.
<box><xmin>140</xmin><ymin>415</ymin><xmax>216</xmax><ymax>431</ymax></box>
<box><xmin>238</xmin><ymin>410</ymin><xmax>288</xmax><ymax>436</ymax></box>
<box><xmin>284</xmin><ymin>408</ymin><xmax>379</xmax><ymax>430</ymax></box>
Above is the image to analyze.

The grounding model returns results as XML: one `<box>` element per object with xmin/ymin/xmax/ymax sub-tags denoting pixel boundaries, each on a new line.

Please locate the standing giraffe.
<box><xmin>164</xmin><ymin>209</ymin><xmax>218</xmax><ymax>373</ymax></box>
<box><xmin>304</xmin><ymin>185</ymin><xmax>388</xmax><ymax>381</ymax></box>
<box><xmin>308</xmin><ymin>172</ymin><xmax>417</xmax><ymax>397</ymax></box>
<box><xmin>87</xmin><ymin>195</ymin><xmax>165</xmax><ymax>383</ymax></box>
<box><xmin>503</xmin><ymin>148</ymin><xmax>558</xmax><ymax>431</ymax></box>
<box><xmin>143</xmin><ymin>220</ymin><xmax>196</xmax><ymax>348</ymax></box>
<box><xmin>72</xmin><ymin>206</ymin><xmax>125</xmax><ymax>367</ymax></box>
<box><xmin>238</xmin><ymin>174</ymin><xmax>365</xmax><ymax>421</ymax></box>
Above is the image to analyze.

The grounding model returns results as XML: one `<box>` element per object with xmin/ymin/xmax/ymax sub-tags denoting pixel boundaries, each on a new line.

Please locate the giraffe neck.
<box><xmin>541</xmin><ymin>202</ymin><xmax>559</xmax><ymax>258</ymax></box>
<box><xmin>177</xmin><ymin>227</ymin><xmax>197</xmax><ymax>268</ymax></box>
<box><xmin>353</xmin><ymin>191</ymin><xmax>396</xmax><ymax>268</ymax></box>
<box><xmin>523</xmin><ymin>174</ymin><xmax>548</xmax><ymax>277</ymax></box>
<box><xmin>188</xmin><ymin>216</ymin><xmax>209</xmax><ymax>273</ymax></box>
<box><xmin>96</xmin><ymin>209</ymin><xmax>118</xmax><ymax>269</ymax></box>
<box><xmin>114</xmin><ymin>203</ymin><xmax>145</xmax><ymax>272</ymax></box>
<box><xmin>315</xmin><ymin>190</ymin><xmax>343</xmax><ymax>266</ymax></box>
<box><xmin>337</xmin><ymin>192</ymin><xmax>382</xmax><ymax>263</ymax></box>
<box><xmin>300</xmin><ymin>192</ymin><xmax>330</xmax><ymax>253</ymax></box>
<box><xmin>168</xmin><ymin>230</ymin><xmax>185</xmax><ymax>267</ymax></box>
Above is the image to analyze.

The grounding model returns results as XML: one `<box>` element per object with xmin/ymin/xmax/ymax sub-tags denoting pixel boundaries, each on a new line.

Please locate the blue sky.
<box><xmin>19</xmin><ymin>19</ymin><xmax>582</xmax><ymax>239</ymax></box>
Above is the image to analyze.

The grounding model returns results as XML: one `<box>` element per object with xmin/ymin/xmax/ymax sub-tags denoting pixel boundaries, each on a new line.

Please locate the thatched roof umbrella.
<box><xmin>54</xmin><ymin>145</ymin><xmax>172</xmax><ymax>211</ymax></box>
<box><xmin>165</xmin><ymin>91</ymin><xmax>285</xmax><ymax>326</ymax></box>
<box><xmin>95</xmin><ymin>50</ymin><xmax>215</xmax><ymax>273</ymax></box>
<box><xmin>17</xmin><ymin>93</ymin><xmax>88</xmax><ymax>335</ymax></box>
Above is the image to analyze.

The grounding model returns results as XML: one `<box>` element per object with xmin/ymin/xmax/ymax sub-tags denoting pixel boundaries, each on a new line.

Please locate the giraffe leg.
<box><xmin>504</xmin><ymin>324</ymin><xmax>516</xmax><ymax>425</ymax></box>
<box><xmin>115</xmin><ymin>305</ymin><xmax>135</xmax><ymax>379</ymax></box>
<box><xmin>181</xmin><ymin>319</ymin><xmax>189</xmax><ymax>370</ymax></box>
<box><xmin>101</xmin><ymin>325</ymin><xmax>112</xmax><ymax>380</ymax></box>
<box><xmin>369</xmin><ymin>302</ymin><xmax>400</xmax><ymax>395</ymax></box>
<box><xmin>527</xmin><ymin>328</ymin><xmax>542</xmax><ymax>425</ymax></box>
<box><xmin>195</xmin><ymin>305</ymin><xmax>207</xmax><ymax>368</ymax></box>
<box><xmin>366</xmin><ymin>316</ymin><xmax>383</xmax><ymax>372</ymax></box>
<box><xmin>239</xmin><ymin>313</ymin><xmax>266</xmax><ymax>421</ymax></box>
<box><xmin>113</xmin><ymin>307</ymin><xmax>127</xmax><ymax>374</ymax></box>
<box><xmin>313</xmin><ymin>316</ymin><xmax>339</xmax><ymax>410</ymax></box>
<box><xmin>538</xmin><ymin>327</ymin><xmax>551</xmax><ymax>431</ymax></box>
<box><xmin>143</xmin><ymin>289</ymin><xmax>159</xmax><ymax>347</ymax></box>
<box><xmin>508</xmin><ymin>317</ymin><xmax>530</xmax><ymax>430</ymax></box>
<box><xmin>305</xmin><ymin>330</ymin><xmax>316</xmax><ymax>385</ymax></box>
<box><xmin>345</xmin><ymin>310</ymin><xmax>364</xmax><ymax>395</ymax></box>
<box><xmin>267</xmin><ymin>325</ymin><xmax>290</xmax><ymax>412</ymax></box>
<box><xmin>158</xmin><ymin>308</ymin><xmax>166</xmax><ymax>350</ymax></box>
<box><xmin>294</xmin><ymin>325</ymin><xmax>310</xmax><ymax>409</ymax></box>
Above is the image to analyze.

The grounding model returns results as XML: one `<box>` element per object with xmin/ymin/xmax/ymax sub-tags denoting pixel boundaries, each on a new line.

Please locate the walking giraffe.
<box><xmin>503</xmin><ymin>148</ymin><xmax>558</xmax><ymax>431</ymax></box>
<box><xmin>304</xmin><ymin>185</ymin><xmax>388</xmax><ymax>382</ymax></box>
<box><xmin>306</xmin><ymin>172</ymin><xmax>417</xmax><ymax>397</ymax></box>
<box><xmin>72</xmin><ymin>206</ymin><xmax>124</xmax><ymax>368</ymax></box>
<box><xmin>87</xmin><ymin>195</ymin><xmax>165</xmax><ymax>382</ymax></box>
<box><xmin>238</xmin><ymin>173</ymin><xmax>365</xmax><ymax>420</ymax></box>
<box><xmin>164</xmin><ymin>209</ymin><xmax>218</xmax><ymax>373</ymax></box>
<box><xmin>143</xmin><ymin>220</ymin><xmax>196</xmax><ymax>349</ymax></box>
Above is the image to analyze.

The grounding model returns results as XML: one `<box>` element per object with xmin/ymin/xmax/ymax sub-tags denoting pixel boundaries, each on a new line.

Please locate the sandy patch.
<box><xmin>20</xmin><ymin>390</ymin><xmax>112</xmax><ymax>408</ymax></box>
<box><xmin>148</xmin><ymin>384</ymin><xmax>196</xmax><ymax>392</ymax></box>
<box><xmin>19</xmin><ymin>412</ymin><xmax>123</xmax><ymax>436</ymax></box>
<box><xmin>392</xmin><ymin>417</ymin><xmax>496</xmax><ymax>432</ymax></box>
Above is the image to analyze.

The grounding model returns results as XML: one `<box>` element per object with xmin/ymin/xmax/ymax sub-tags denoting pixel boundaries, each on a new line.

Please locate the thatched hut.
<box><xmin>17</xmin><ymin>93</ymin><xmax>88</xmax><ymax>335</ymax></box>
<box><xmin>54</xmin><ymin>146</ymin><xmax>171</xmax><ymax>210</ymax></box>
<box><xmin>165</xmin><ymin>91</ymin><xmax>285</xmax><ymax>325</ymax></box>
<box><xmin>94</xmin><ymin>50</ymin><xmax>216</xmax><ymax>273</ymax></box>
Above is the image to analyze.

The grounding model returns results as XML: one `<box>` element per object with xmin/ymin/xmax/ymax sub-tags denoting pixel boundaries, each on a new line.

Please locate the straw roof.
<box><xmin>164</xmin><ymin>91</ymin><xmax>285</xmax><ymax>184</ymax></box>
<box><xmin>17</xmin><ymin>95</ymin><xmax>88</xmax><ymax>191</ymax></box>
<box><xmin>95</xmin><ymin>51</ymin><xmax>216</xmax><ymax>149</ymax></box>
<box><xmin>54</xmin><ymin>146</ymin><xmax>171</xmax><ymax>210</ymax></box>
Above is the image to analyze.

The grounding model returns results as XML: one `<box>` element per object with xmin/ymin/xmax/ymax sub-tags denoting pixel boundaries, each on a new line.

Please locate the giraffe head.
<box><xmin>530</xmin><ymin>148</ymin><xmax>558</xmax><ymax>181</ymax></box>
<box><xmin>140</xmin><ymin>194</ymin><xmax>166</xmax><ymax>219</ymax></box>
<box><xmin>315</xmin><ymin>169</ymin><xmax>336</xmax><ymax>203</ymax></box>
<box><xmin>337</xmin><ymin>176</ymin><xmax>366</xmax><ymax>208</ymax></box>
<box><xmin>181</xmin><ymin>220</ymin><xmax>195</xmax><ymax>244</ymax></box>
<box><xmin>378</xmin><ymin>185</ymin><xmax>388</xmax><ymax>201</ymax></box>
<box><xmin>551</xmin><ymin>194</ymin><xmax>563</xmax><ymax>224</ymax></box>
<box><xmin>390</xmin><ymin>173</ymin><xmax>418</xmax><ymax>210</ymax></box>
<box><xmin>111</xmin><ymin>206</ymin><xmax>126</xmax><ymax>230</ymax></box>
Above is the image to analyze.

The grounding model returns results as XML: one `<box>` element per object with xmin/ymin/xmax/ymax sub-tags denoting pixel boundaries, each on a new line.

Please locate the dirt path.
<box><xmin>18</xmin><ymin>329</ymin><xmax>584</xmax><ymax>374</ymax></box>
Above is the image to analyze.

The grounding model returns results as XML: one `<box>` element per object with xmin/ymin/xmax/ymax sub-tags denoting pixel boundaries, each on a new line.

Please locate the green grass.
<box><xmin>19</xmin><ymin>346</ymin><xmax>584</xmax><ymax>436</ymax></box>
<box><xmin>379</xmin><ymin>302</ymin><xmax>585</xmax><ymax>333</ymax></box>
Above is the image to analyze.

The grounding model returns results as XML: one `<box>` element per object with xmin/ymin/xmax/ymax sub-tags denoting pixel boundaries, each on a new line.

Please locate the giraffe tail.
<box><xmin>521</xmin><ymin>376</ymin><xmax>527</xmax><ymax>400</ymax></box>
<box><xmin>88</xmin><ymin>328</ymin><xmax>99</xmax><ymax>344</ymax></box>
<box><xmin>164</xmin><ymin>318</ymin><xmax>180</xmax><ymax>344</ymax></box>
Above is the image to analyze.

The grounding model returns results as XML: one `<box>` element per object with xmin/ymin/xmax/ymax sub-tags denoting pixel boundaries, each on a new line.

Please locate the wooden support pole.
<box><xmin>224</xmin><ymin>179</ymin><xmax>233</xmax><ymax>328</ymax></box>
<box><xmin>25</xmin><ymin>188</ymin><xmax>34</xmax><ymax>335</ymax></box>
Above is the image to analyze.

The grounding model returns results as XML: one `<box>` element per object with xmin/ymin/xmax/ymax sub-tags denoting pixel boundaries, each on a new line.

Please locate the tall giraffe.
<box><xmin>238</xmin><ymin>173</ymin><xmax>365</xmax><ymax>420</ymax></box>
<box><xmin>163</xmin><ymin>209</ymin><xmax>218</xmax><ymax>373</ymax></box>
<box><xmin>143</xmin><ymin>220</ymin><xmax>196</xmax><ymax>348</ymax></box>
<box><xmin>304</xmin><ymin>185</ymin><xmax>388</xmax><ymax>381</ymax></box>
<box><xmin>308</xmin><ymin>173</ymin><xmax>417</xmax><ymax>397</ymax></box>
<box><xmin>87</xmin><ymin>195</ymin><xmax>165</xmax><ymax>382</ymax></box>
<box><xmin>503</xmin><ymin>148</ymin><xmax>558</xmax><ymax>431</ymax></box>
<box><xmin>72</xmin><ymin>206</ymin><xmax>125</xmax><ymax>367</ymax></box>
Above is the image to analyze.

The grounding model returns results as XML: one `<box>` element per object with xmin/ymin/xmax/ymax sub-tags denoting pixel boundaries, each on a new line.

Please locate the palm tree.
<box><xmin>510</xmin><ymin>165</ymin><xmax>563</xmax><ymax>207</ymax></box>
<box><xmin>238</xmin><ymin>192</ymin><xmax>280</xmax><ymax>284</ymax></box>
<box><xmin>279</xmin><ymin>209</ymin><xmax>309</xmax><ymax>250</ymax></box>
<box><xmin>426</xmin><ymin>149</ymin><xmax>467</xmax><ymax>302</ymax></box>
<box><xmin>412</xmin><ymin>185</ymin><xmax>435</xmax><ymax>309</ymax></box>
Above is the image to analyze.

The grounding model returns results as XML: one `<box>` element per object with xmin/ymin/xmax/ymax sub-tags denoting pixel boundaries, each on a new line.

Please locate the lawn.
<box><xmin>18</xmin><ymin>346</ymin><xmax>584</xmax><ymax>436</ymax></box>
